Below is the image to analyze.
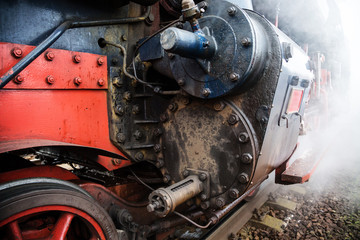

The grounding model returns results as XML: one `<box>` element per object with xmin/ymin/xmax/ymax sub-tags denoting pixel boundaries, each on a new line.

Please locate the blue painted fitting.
<box><xmin>160</xmin><ymin>27</ymin><xmax>217</xmax><ymax>59</ymax></box>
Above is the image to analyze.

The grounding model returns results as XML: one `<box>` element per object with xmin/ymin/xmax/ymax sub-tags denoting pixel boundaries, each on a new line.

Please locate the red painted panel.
<box><xmin>286</xmin><ymin>88</ymin><xmax>304</xmax><ymax>114</ymax></box>
<box><xmin>0</xmin><ymin>42</ymin><xmax>107</xmax><ymax>89</ymax></box>
<box><xmin>0</xmin><ymin>90</ymin><xmax>129</xmax><ymax>166</ymax></box>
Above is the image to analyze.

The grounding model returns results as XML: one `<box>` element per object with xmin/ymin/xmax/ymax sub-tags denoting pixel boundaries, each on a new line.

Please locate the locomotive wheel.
<box><xmin>0</xmin><ymin>178</ymin><xmax>118</xmax><ymax>240</ymax></box>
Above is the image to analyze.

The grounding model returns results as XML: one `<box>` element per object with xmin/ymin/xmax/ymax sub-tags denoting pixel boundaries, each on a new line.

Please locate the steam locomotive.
<box><xmin>0</xmin><ymin>0</ymin><xmax>345</xmax><ymax>239</ymax></box>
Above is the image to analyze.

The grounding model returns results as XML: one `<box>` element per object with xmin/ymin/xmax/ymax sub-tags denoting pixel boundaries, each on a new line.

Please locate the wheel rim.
<box><xmin>1</xmin><ymin>205</ymin><xmax>106</xmax><ymax>240</ymax></box>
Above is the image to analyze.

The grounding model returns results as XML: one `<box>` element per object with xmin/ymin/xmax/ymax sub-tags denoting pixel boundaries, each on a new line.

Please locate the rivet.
<box><xmin>12</xmin><ymin>47</ymin><xmax>23</xmax><ymax>58</ymax></box>
<box><xmin>238</xmin><ymin>132</ymin><xmax>249</xmax><ymax>143</ymax></box>
<box><xmin>97</xmin><ymin>57</ymin><xmax>105</xmax><ymax>66</ymax></box>
<box><xmin>13</xmin><ymin>75</ymin><xmax>24</xmax><ymax>84</ymax></box>
<box><xmin>97</xmin><ymin>79</ymin><xmax>105</xmax><ymax>86</ymax></box>
<box><xmin>45</xmin><ymin>51</ymin><xmax>55</xmax><ymax>61</ymax></box>
<box><xmin>227</xmin><ymin>6</ymin><xmax>237</xmax><ymax>16</ymax></box>
<box><xmin>177</xmin><ymin>78</ymin><xmax>185</xmax><ymax>86</ymax></box>
<box><xmin>229</xmin><ymin>72</ymin><xmax>239</xmax><ymax>82</ymax></box>
<box><xmin>73</xmin><ymin>55</ymin><xmax>81</xmax><ymax>63</ymax></box>
<box><xmin>202</xmin><ymin>88</ymin><xmax>211</xmax><ymax>97</ymax></box>
<box><xmin>74</xmin><ymin>77</ymin><xmax>82</xmax><ymax>86</ymax></box>
<box><xmin>241</xmin><ymin>37</ymin><xmax>251</xmax><ymax>47</ymax></box>
<box><xmin>216</xmin><ymin>198</ymin><xmax>225</xmax><ymax>208</ymax></box>
<box><xmin>46</xmin><ymin>75</ymin><xmax>55</xmax><ymax>85</ymax></box>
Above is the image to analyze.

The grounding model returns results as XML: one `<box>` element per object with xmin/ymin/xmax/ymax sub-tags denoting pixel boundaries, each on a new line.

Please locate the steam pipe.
<box><xmin>0</xmin><ymin>7</ymin><xmax>151</xmax><ymax>89</ymax></box>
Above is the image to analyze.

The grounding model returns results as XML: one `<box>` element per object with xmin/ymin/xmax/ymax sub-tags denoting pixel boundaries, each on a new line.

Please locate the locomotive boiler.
<box><xmin>0</xmin><ymin>0</ymin><xmax>345</xmax><ymax>239</ymax></box>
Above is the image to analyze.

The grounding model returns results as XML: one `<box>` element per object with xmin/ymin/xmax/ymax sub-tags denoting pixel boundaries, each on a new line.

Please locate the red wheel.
<box><xmin>0</xmin><ymin>178</ymin><xmax>118</xmax><ymax>240</ymax></box>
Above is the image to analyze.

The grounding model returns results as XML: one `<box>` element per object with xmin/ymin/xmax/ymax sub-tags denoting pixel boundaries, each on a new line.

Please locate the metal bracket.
<box><xmin>185</xmin><ymin>168</ymin><xmax>211</xmax><ymax>200</ymax></box>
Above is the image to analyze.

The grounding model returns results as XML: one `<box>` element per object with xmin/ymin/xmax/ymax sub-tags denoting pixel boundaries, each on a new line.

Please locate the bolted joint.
<box><xmin>13</xmin><ymin>75</ymin><xmax>24</xmax><ymax>84</ymax></box>
<box><xmin>199</xmin><ymin>173</ymin><xmax>207</xmax><ymax>181</ymax></box>
<box><xmin>134</xmin><ymin>130</ymin><xmax>143</xmax><ymax>140</ymax></box>
<box><xmin>238</xmin><ymin>132</ymin><xmax>249</xmax><ymax>143</ymax></box>
<box><xmin>45</xmin><ymin>51</ymin><xmax>55</xmax><ymax>61</ymax></box>
<box><xmin>168</xmin><ymin>103</ymin><xmax>178</xmax><ymax>112</ymax></box>
<box><xmin>241</xmin><ymin>37</ymin><xmax>252</xmax><ymax>47</ymax></box>
<box><xmin>153</xmin><ymin>144</ymin><xmax>162</xmax><ymax>153</ymax></box>
<box><xmin>135</xmin><ymin>152</ymin><xmax>144</xmax><ymax>161</ymax></box>
<box><xmin>228</xmin><ymin>114</ymin><xmax>239</xmax><ymax>125</ymax></box>
<box><xmin>216</xmin><ymin>197</ymin><xmax>225</xmax><ymax>208</ymax></box>
<box><xmin>163</xmin><ymin>174</ymin><xmax>171</xmax><ymax>183</ymax></box>
<box><xmin>155</xmin><ymin>159</ymin><xmax>164</xmax><ymax>168</ymax></box>
<box><xmin>213</xmin><ymin>101</ymin><xmax>225</xmax><ymax>111</ymax></box>
<box><xmin>46</xmin><ymin>75</ymin><xmax>55</xmax><ymax>85</ymax></box>
<box><xmin>73</xmin><ymin>77</ymin><xmax>82</xmax><ymax>86</ymax></box>
<box><xmin>97</xmin><ymin>79</ymin><xmax>105</xmax><ymax>86</ymax></box>
<box><xmin>73</xmin><ymin>55</ymin><xmax>81</xmax><ymax>63</ymax></box>
<box><xmin>97</xmin><ymin>57</ymin><xmax>105</xmax><ymax>66</ymax></box>
<box><xmin>238</xmin><ymin>173</ymin><xmax>249</xmax><ymax>184</ymax></box>
<box><xmin>12</xmin><ymin>47</ymin><xmax>23</xmax><ymax>58</ymax></box>
<box><xmin>115</xmin><ymin>105</ymin><xmax>125</xmax><ymax>116</ymax></box>
<box><xmin>229</xmin><ymin>188</ymin><xmax>240</xmax><ymax>199</ymax></box>
<box><xmin>116</xmin><ymin>133</ymin><xmax>126</xmax><ymax>143</ymax></box>
<box><xmin>112</xmin><ymin>158</ymin><xmax>122</xmax><ymax>166</ymax></box>
<box><xmin>241</xmin><ymin>153</ymin><xmax>253</xmax><ymax>164</ymax></box>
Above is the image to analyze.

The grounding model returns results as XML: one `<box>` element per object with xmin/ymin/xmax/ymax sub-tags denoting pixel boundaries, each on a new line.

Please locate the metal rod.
<box><xmin>0</xmin><ymin>7</ymin><xmax>151</xmax><ymax>89</ymax></box>
<box><xmin>209</xmin><ymin>175</ymin><xmax>269</xmax><ymax>224</ymax></box>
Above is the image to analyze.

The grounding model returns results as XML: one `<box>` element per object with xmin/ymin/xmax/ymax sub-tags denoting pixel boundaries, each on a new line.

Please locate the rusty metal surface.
<box><xmin>0</xmin><ymin>43</ymin><xmax>108</xmax><ymax>89</ymax></box>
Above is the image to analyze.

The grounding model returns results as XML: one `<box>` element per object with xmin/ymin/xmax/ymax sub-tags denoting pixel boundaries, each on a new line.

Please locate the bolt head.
<box><xmin>14</xmin><ymin>75</ymin><xmax>24</xmax><ymax>84</ymax></box>
<box><xmin>12</xmin><ymin>47</ymin><xmax>23</xmax><ymax>58</ymax></box>
<box><xmin>154</xmin><ymin>144</ymin><xmax>162</xmax><ymax>153</ymax></box>
<box><xmin>227</xmin><ymin>6</ymin><xmax>237</xmax><ymax>16</ymax></box>
<box><xmin>163</xmin><ymin>175</ymin><xmax>171</xmax><ymax>183</ymax></box>
<box><xmin>74</xmin><ymin>77</ymin><xmax>82</xmax><ymax>86</ymax></box>
<box><xmin>134</xmin><ymin>130</ymin><xmax>143</xmax><ymax>140</ymax></box>
<box><xmin>154</xmin><ymin>128</ymin><xmax>163</xmax><ymax>137</ymax></box>
<box><xmin>112</xmin><ymin>158</ymin><xmax>122</xmax><ymax>165</ymax></box>
<box><xmin>214</xmin><ymin>101</ymin><xmax>225</xmax><ymax>111</ymax></box>
<box><xmin>45</xmin><ymin>51</ymin><xmax>55</xmax><ymax>61</ymax></box>
<box><xmin>73</xmin><ymin>55</ymin><xmax>81</xmax><ymax>63</ymax></box>
<box><xmin>116</xmin><ymin>133</ymin><xmax>126</xmax><ymax>143</ymax></box>
<box><xmin>155</xmin><ymin>159</ymin><xmax>164</xmax><ymax>168</ymax></box>
<box><xmin>238</xmin><ymin>173</ymin><xmax>249</xmax><ymax>184</ymax></box>
<box><xmin>238</xmin><ymin>132</ymin><xmax>249</xmax><ymax>143</ymax></box>
<box><xmin>241</xmin><ymin>153</ymin><xmax>253</xmax><ymax>164</ymax></box>
<box><xmin>241</xmin><ymin>37</ymin><xmax>251</xmax><ymax>47</ymax></box>
<box><xmin>135</xmin><ymin>152</ymin><xmax>144</xmax><ymax>161</ymax></box>
<box><xmin>202</xmin><ymin>88</ymin><xmax>211</xmax><ymax>97</ymax></box>
<box><xmin>229</xmin><ymin>72</ymin><xmax>239</xmax><ymax>82</ymax></box>
<box><xmin>229</xmin><ymin>188</ymin><xmax>240</xmax><ymax>199</ymax></box>
<box><xmin>168</xmin><ymin>103</ymin><xmax>178</xmax><ymax>112</ymax></box>
<box><xmin>97</xmin><ymin>79</ymin><xmax>105</xmax><ymax>86</ymax></box>
<box><xmin>46</xmin><ymin>75</ymin><xmax>55</xmax><ymax>85</ymax></box>
<box><xmin>182</xmin><ymin>170</ymin><xmax>190</xmax><ymax>177</ymax></box>
<box><xmin>216</xmin><ymin>198</ymin><xmax>225</xmax><ymax>208</ymax></box>
<box><xmin>228</xmin><ymin>114</ymin><xmax>239</xmax><ymax>125</ymax></box>
<box><xmin>200</xmin><ymin>194</ymin><xmax>207</xmax><ymax>201</ymax></box>
<box><xmin>97</xmin><ymin>57</ymin><xmax>105</xmax><ymax>66</ymax></box>
<box><xmin>115</xmin><ymin>105</ymin><xmax>125</xmax><ymax>116</ymax></box>
<box><xmin>199</xmin><ymin>173</ymin><xmax>207</xmax><ymax>181</ymax></box>
<box><xmin>200</xmin><ymin>201</ymin><xmax>210</xmax><ymax>210</ymax></box>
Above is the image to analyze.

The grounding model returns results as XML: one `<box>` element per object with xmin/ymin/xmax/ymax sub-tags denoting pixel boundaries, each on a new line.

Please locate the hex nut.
<box><xmin>238</xmin><ymin>173</ymin><xmax>249</xmax><ymax>184</ymax></box>
<box><xmin>74</xmin><ymin>77</ymin><xmax>82</xmax><ymax>86</ymax></box>
<box><xmin>182</xmin><ymin>170</ymin><xmax>190</xmax><ymax>177</ymax></box>
<box><xmin>163</xmin><ymin>175</ymin><xmax>171</xmax><ymax>183</ymax></box>
<box><xmin>154</xmin><ymin>128</ymin><xmax>163</xmax><ymax>137</ymax></box>
<box><xmin>199</xmin><ymin>173</ymin><xmax>207</xmax><ymax>181</ymax></box>
<box><xmin>12</xmin><ymin>47</ymin><xmax>23</xmax><ymax>58</ymax></box>
<box><xmin>238</xmin><ymin>132</ymin><xmax>249</xmax><ymax>143</ymax></box>
<box><xmin>227</xmin><ymin>6</ymin><xmax>237</xmax><ymax>16</ymax></box>
<box><xmin>153</xmin><ymin>144</ymin><xmax>162</xmax><ymax>153</ymax></box>
<box><xmin>200</xmin><ymin>201</ymin><xmax>210</xmax><ymax>210</ymax></box>
<box><xmin>214</xmin><ymin>101</ymin><xmax>225</xmax><ymax>111</ymax></box>
<box><xmin>241</xmin><ymin>37</ymin><xmax>251</xmax><ymax>47</ymax></box>
<box><xmin>200</xmin><ymin>194</ymin><xmax>207</xmax><ymax>201</ymax></box>
<box><xmin>202</xmin><ymin>88</ymin><xmax>211</xmax><ymax>97</ymax></box>
<box><xmin>241</xmin><ymin>153</ymin><xmax>253</xmax><ymax>164</ymax></box>
<box><xmin>97</xmin><ymin>57</ymin><xmax>105</xmax><ymax>66</ymax></box>
<box><xmin>168</xmin><ymin>103</ymin><xmax>178</xmax><ymax>112</ymax></box>
<box><xmin>155</xmin><ymin>159</ymin><xmax>164</xmax><ymax>168</ymax></box>
<box><xmin>116</xmin><ymin>133</ymin><xmax>126</xmax><ymax>143</ymax></box>
<box><xmin>216</xmin><ymin>198</ymin><xmax>225</xmax><ymax>208</ymax></box>
<box><xmin>46</xmin><ymin>75</ymin><xmax>55</xmax><ymax>85</ymax></box>
<box><xmin>14</xmin><ymin>75</ymin><xmax>24</xmax><ymax>84</ymax></box>
<box><xmin>228</xmin><ymin>114</ymin><xmax>239</xmax><ymax>125</ymax></box>
<box><xmin>229</xmin><ymin>72</ymin><xmax>239</xmax><ymax>82</ymax></box>
<box><xmin>160</xmin><ymin>113</ymin><xmax>169</xmax><ymax>122</ymax></box>
<box><xmin>73</xmin><ymin>55</ymin><xmax>81</xmax><ymax>63</ymax></box>
<box><xmin>229</xmin><ymin>188</ymin><xmax>240</xmax><ymax>199</ymax></box>
<box><xmin>45</xmin><ymin>51</ymin><xmax>55</xmax><ymax>61</ymax></box>
<box><xmin>135</xmin><ymin>152</ymin><xmax>144</xmax><ymax>161</ymax></box>
<box><xmin>115</xmin><ymin>105</ymin><xmax>125</xmax><ymax>116</ymax></box>
<box><xmin>134</xmin><ymin>130</ymin><xmax>143</xmax><ymax>140</ymax></box>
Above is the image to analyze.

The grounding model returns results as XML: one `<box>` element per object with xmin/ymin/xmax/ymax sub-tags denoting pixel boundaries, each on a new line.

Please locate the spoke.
<box><xmin>48</xmin><ymin>212</ymin><xmax>75</xmax><ymax>240</ymax></box>
<box><xmin>8</xmin><ymin>221</ymin><xmax>23</xmax><ymax>240</ymax></box>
